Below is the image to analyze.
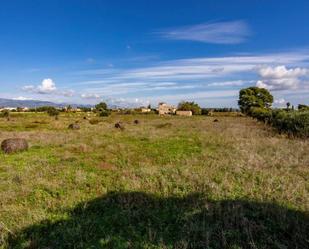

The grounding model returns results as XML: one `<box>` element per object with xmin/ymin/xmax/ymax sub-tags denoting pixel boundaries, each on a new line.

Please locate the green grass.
<box><xmin>0</xmin><ymin>113</ymin><xmax>308</xmax><ymax>248</ymax></box>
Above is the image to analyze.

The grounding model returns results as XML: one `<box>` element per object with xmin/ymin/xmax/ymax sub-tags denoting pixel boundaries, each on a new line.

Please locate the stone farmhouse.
<box><xmin>176</xmin><ymin>110</ymin><xmax>192</xmax><ymax>116</ymax></box>
<box><xmin>157</xmin><ymin>103</ymin><xmax>176</xmax><ymax>115</ymax></box>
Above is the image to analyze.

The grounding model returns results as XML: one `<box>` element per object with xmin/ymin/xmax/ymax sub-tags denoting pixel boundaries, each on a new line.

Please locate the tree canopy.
<box><xmin>177</xmin><ymin>101</ymin><xmax>201</xmax><ymax>115</ymax></box>
<box><xmin>95</xmin><ymin>102</ymin><xmax>111</xmax><ymax>117</ymax></box>
<box><xmin>238</xmin><ymin>87</ymin><xmax>273</xmax><ymax>114</ymax></box>
<box><xmin>95</xmin><ymin>102</ymin><xmax>108</xmax><ymax>111</ymax></box>
<box><xmin>47</xmin><ymin>107</ymin><xmax>60</xmax><ymax>117</ymax></box>
<box><xmin>298</xmin><ymin>104</ymin><xmax>309</xmax><ymax>111</ymax></box>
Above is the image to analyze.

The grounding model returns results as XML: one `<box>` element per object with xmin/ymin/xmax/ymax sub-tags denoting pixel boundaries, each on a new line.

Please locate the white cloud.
<box><xmin>256</xmin><ymin>80</ymin><xmax>268</xmax><ymax>89</ymax></box>
<box><xmin>23</xmin><ymin>78</ymin><xmax>57</xmax><ymax>94</ymax></box>
<box><xmin>12</xmin><ymin>96</ymin><xmax>33</xmax><ymax>101</ymax></box>
<box><xmin>274</xmin><ymin>98</ymin><xmax>286</xmax><ymax>105</ymax></box>
<box><xmin>256</xmin><ymin>65</ymin><xmax>309</xmax><ymax>90</ymax></box>
<box><xmin>22</xmin><ymin>78</ymin><xmax>74</xmax><ymax>97</ymax></box>
<box><xmin>102</xmin><ymin>97</ymin><xmax>150</xmax><ymax>108</ymax></box>
<box><xmin>157</xmin><ymin>20</ymin><xmax>251</xmax><ymax>44</ymax></box>
<box><xmin>256</xmin><ymin>78</ymin><xmax>300</xmax><ymax>90</ymax></box>
<box><xmin>37</xmin><ymin>78</ymin><xmax>57</xmax><ymax>93</ymax></box>
<box><xmin>81</xmin><ymin>93</ymin><xmax>101</xmax><ymax>99</ymax></box>
<box><xmin>258</xmin><ymin>65</ymin><xmax>307</xmax><ymax>79</ymax></box>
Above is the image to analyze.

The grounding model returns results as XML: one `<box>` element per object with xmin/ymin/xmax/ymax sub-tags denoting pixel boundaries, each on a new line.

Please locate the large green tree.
<box><xmin>238</xmin><ymin>87</ymin><xmax>273</xmax><ymax>114</ymax></box>
<box><xmin>95</xmin><ymin>102</ymin><xmax>111</xmax><ymax>117</ymax></box>
<box><xmin>47</xmin><ymin>107</ymin><xmax>60</xmax><ymax>120</ymax></box>
<box><xmin>177</xmin><ymin>101</ymin><xmax>201</xmax><ymax>115</ymax></box>
<box><xmin>95</xmin><ymin>102</ymin><xmax>108</xmax><ymax>111</ymax></box>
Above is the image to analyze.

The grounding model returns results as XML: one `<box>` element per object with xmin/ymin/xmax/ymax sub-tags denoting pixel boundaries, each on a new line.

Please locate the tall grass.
<box><xmin>0</xmin><ymin>113</ymin><xmax>308</xmax><ymax>248</ymax></box>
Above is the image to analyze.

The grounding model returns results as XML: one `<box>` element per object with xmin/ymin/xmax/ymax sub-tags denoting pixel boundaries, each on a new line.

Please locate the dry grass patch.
<box><xmin>0</xmin><ymin>113</ymin><xmax>308</xmax><ymax>248</ymax></box>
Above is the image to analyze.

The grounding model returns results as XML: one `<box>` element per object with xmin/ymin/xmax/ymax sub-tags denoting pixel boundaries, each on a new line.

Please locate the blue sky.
<box><xmin>1</xmin><ymin>0</ymin><xmax>309</xmax><ymax>107</ymax></box>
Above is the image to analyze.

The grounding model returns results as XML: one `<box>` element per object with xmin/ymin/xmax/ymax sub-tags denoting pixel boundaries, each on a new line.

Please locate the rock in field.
<box><xmin>1</xmin><ymin>138</ymin><xmax>29</xmax><ymax>154</ymax></box>
<box><xmin>115</xmin><ymin>122</ymin><xmax>125</xmax><ymax>130</ymax></box>
<box><xmin>68</xmin><ymin>123</ymin><xmax>80</xmax><ymax>130</ymax></box>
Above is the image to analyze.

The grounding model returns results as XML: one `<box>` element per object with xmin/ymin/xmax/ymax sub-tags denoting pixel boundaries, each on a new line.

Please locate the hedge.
<box><xmin>249</xmin><ymin>107</ymin><xmax>309</xmax><ymax>137</ymax></box>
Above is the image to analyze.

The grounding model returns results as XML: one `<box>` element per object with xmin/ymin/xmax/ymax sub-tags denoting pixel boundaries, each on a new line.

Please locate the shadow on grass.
<box><xmin>9</xmin><ymin>192</ymin><xmax>309</xmax><ymax>249</ymax></box>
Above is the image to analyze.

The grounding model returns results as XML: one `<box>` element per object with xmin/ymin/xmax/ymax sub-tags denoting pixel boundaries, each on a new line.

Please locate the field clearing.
<box><xmin>0</xmin><ymin>113</ymin><xmax>308</xmax><ymax>248</ymax></box>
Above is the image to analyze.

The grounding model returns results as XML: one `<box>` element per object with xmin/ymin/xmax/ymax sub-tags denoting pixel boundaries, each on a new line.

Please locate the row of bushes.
<box><xmin>249</xmin><ymin>107</ymin><xmax>309</xmax><ymax>137</ymax></box>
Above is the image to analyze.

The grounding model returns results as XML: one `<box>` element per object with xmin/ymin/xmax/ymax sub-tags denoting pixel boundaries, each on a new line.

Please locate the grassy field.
<box><xmin>0</xmin><ymin>112</ymin><xmax>308</xmax><ymax>248</ymax></box>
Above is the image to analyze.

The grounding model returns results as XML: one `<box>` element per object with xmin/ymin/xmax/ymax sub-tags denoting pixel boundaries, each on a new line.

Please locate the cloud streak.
<box><xmin>157</xmin><ymin>20</ymin><xmax>251</xmax><ymax>44</ymax></box>
<box><xmin>70</xmin><ymin>50</ymin><xmax>309</xmax><ymax>106</ymax></box>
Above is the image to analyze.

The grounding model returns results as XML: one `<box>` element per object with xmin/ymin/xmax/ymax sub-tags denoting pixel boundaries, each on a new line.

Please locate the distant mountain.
<box><xmin>0</xmin><ymin>98</ymin><xmax>91</xmax><ymax>108</ymax></box>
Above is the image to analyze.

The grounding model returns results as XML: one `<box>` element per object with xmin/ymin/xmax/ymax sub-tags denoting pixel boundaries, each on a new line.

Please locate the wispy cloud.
<box><xmin>157</xmin><ymin>20</ymin><xmax>251</xmax><ymax>44</ymax></box>
<box><xmin>103</xmin><ymin>90</ymin><xmax>239</xmax><ymax>108</ymax></box>
<box><xmin>207</xmin><ymin>80</ymin><xmax>250</xmax><ymax>87</ymax></box>
<box><xmin>18</xmin><ymin>50</ymin><xmax>308</xmax><ymax>106</ymax></box>
<box><xmin>81</xmin><ymin>93</ymin><xmax>101</xmax><ymax>99</ymax></box>
<box><xmin>69</xmin><ymin>50</ymin><xmax>309</xmax><ymax>106</ymax></box>
<box><xmin>75</xmin><ymin>51</ymin><xmax>309</xmax><ymax>89</ymax></box>
<box><xmin>12</xmin><ymin>96</ymin><xmax>33</xmax><ymax>101</ymax></box>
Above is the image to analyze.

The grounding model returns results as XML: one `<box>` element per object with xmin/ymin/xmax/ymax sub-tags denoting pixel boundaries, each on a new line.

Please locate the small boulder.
<box><xmin>115</xmin><ymin>122</ymin><xmax>125</xmax><ymax>130</ymax></box>
<box><xmin>1</xmin><ymin>138</ymin><xmax>28</xmax><ymax>154</ymax></box>
<box><xmin>68</xmin><ymin>123</ymin><xmax>80</xmax><ymax>130</ymax></box>
<box><xmin>134</xmin><ymin>119</ymin><xmax>139</xmax><ymax>124</ymax></box>
<box><xmin>213</xmin><ymin>119</ymin><xmax>219</xmax><ymax>122</ymax></box>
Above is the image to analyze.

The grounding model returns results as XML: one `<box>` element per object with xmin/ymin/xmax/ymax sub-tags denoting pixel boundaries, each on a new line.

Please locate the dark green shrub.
<box><xmin>249</xmin><ymin>108</ymin><xmax>309</xmax><ymax>137</ymax></box>
<box><xmin>201</xmin><ymin>108</ymin><xmax>210</xmax><ymax>115</ymax></box>
<box><xmin>249</xmin><ymin>107</ymin><xmax>272</xmax><ymax>123</ymax></box>
<box><xmin>1</xmin><ymin>110</ymin><xmax>10</xmax><ymax>120</ymax></box>
<box><xmin>270</xmin><ymin>110</ymin><xmax>309</xmax><ymax>137</ymax></box>
<box><xmin>99</xmin><ymin>109</ymin><xmax>111</xmax><ymax>117</ymax></box>
<box><xmin>1</xmin><ymin>110</ymin><xmax>10</xmax><ymax>118</ymax></box>
<box><xmin>94</xmin><ymin>102</ymin><xmax>111</xmax><ymax>117</ymax></box>
<box><xmin>47</xmin><ymin>107</ymin><xmax>60</xmax><ymax>120</ymax></box>
<box><xmin>95</xmin><ymin>102</ymin><xmax>108</xmax><ymax>111</ymax></box>
<box><xmin>298</xmin><ymin>104</ymin><xmax>309</xmax><ymax>111</ymax></box>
